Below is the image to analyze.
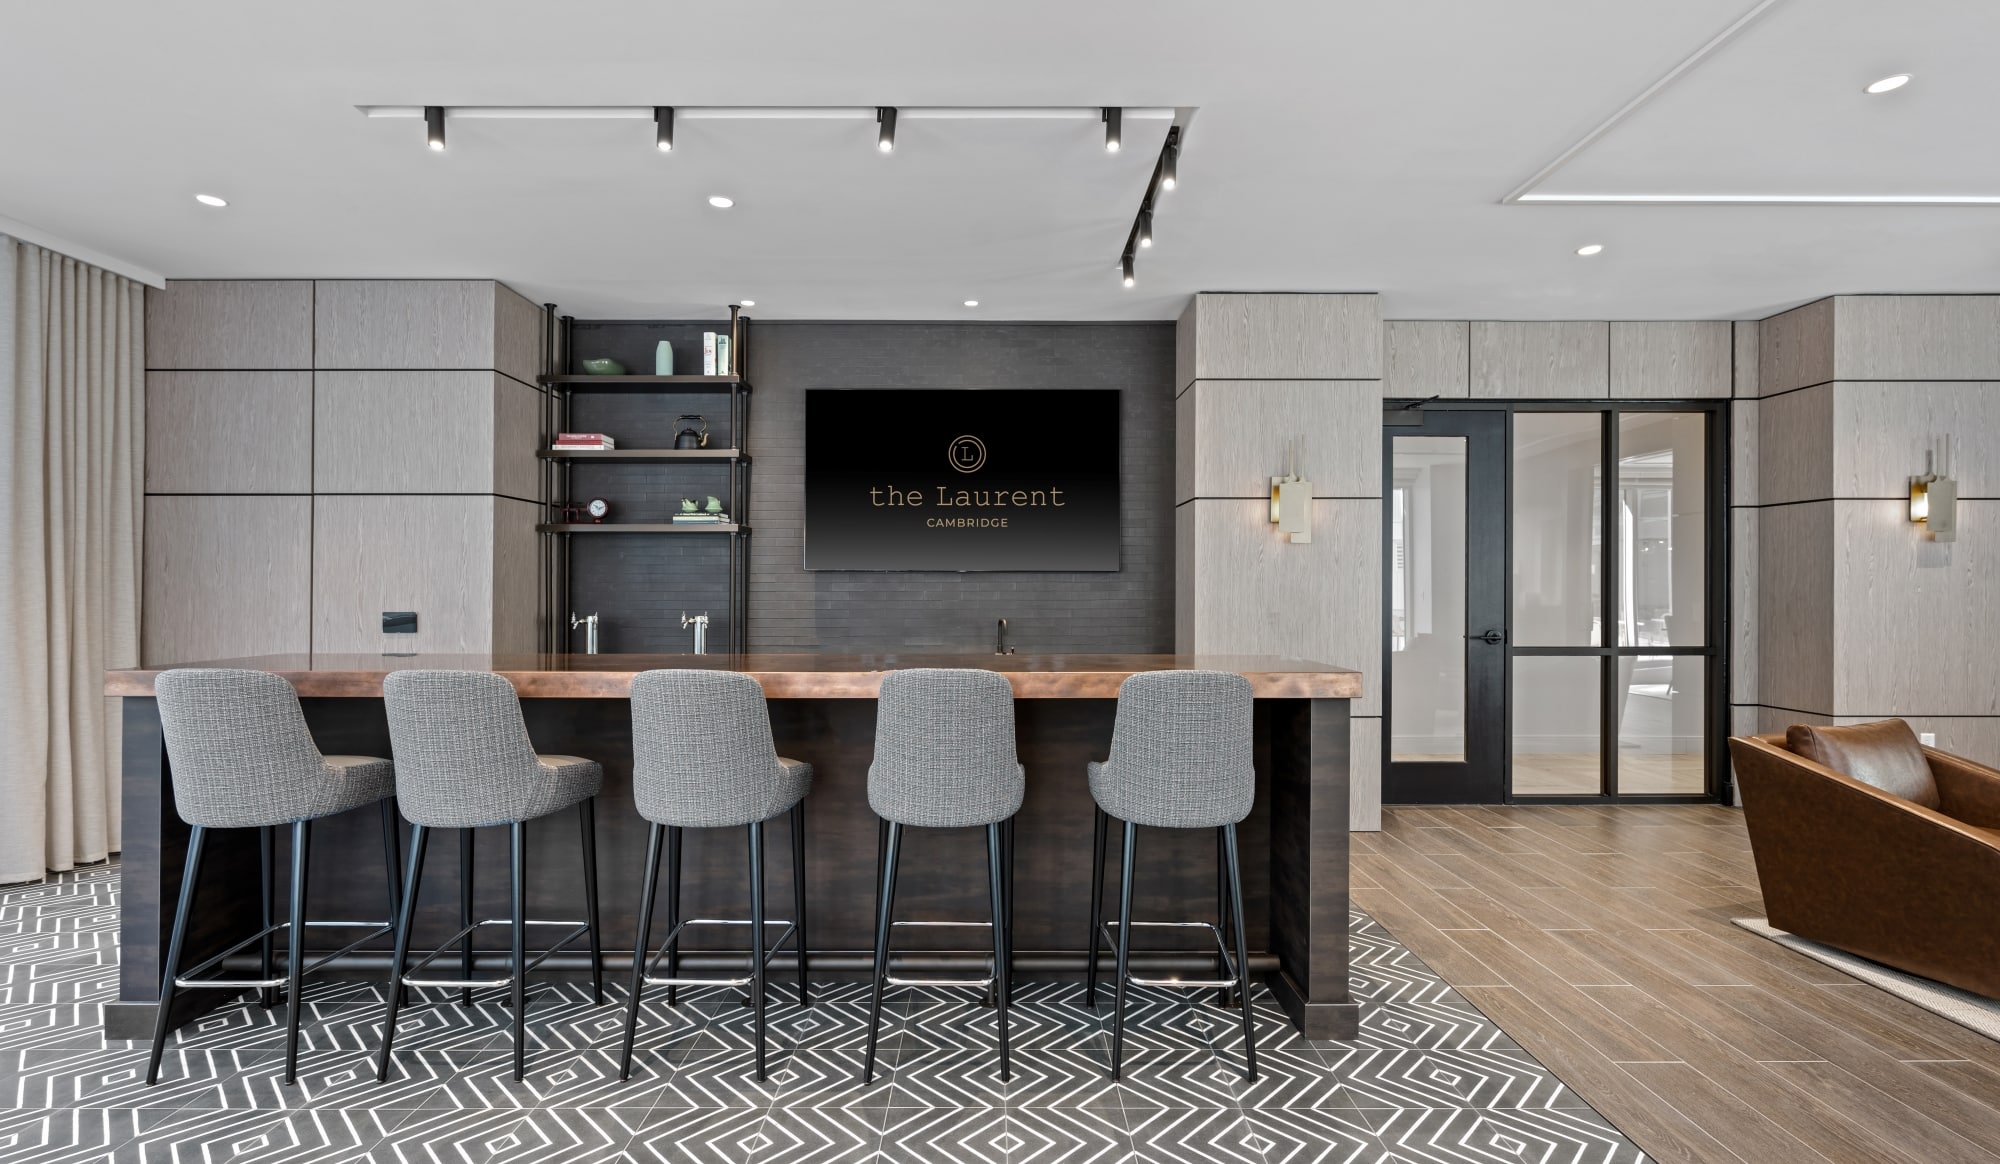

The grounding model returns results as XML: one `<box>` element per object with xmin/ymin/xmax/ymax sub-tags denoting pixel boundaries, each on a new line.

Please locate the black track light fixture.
<box><xmin>655</xmin><ymin>106</ymin><xmax>674</xmax><ymax>152</ymax></box>
<box><xmin>1121</xmin><ymin>253</ymin><xmax>1136</xmax><ymax>288</ymax></box>
<box><xmin>877</xmin><ymin>106</ymin><xmax>897</xmax><ymax>153</ymax></box>
<box><xmin>1138</xmin><ymin>209</ymin><xmax>1153</xmax><ymax>248</ymax></box>
<box><xmin>1160</xmin><ymin>137</ymin><xmax>1178</xmax><ymax>190</ymax></box>
<box><xmin>425</xmin><ymin>106</ymin><xmax>446</xmax><ymax>152</ymax></box>
<box><xmin>1103</xmin><ymin>107</ymin><xmax>1122</xmax><ymax>153</ymax></box>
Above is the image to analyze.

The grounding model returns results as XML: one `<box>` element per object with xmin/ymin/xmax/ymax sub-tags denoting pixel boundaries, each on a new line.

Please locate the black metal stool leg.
<box><xmin>376</xmin><ymin>825</ymin><xmax>429</xmax><ymax>1082</ymax></box>
<box><xmin>1216</xmin><ymin>827</ymin><xmax>1234</xmax><ymax>1008</ymax></box>
<box><xmin>282</xmin><ymin>819</ymin><xmax>312</xmax><ymax>1085</ymax></box>
<box><xmin>987</xmin><ymin>823</ymin><xmax>1010</xmax><ymax>1081</ymax></box>
<box><xmin>147</xmin><ymin>825</ymin><xmax>206</xmax><ymax>1085</ymax></box>
<box><xmin>664</xmin><ymin>826</ymin><xmax>683</xmax><ymax>1007</ymax></box>
<box><xmin>1224</xmin><ymin>822</ymin><xmax>1256</xmax><ymax>1081</ymax></box>
<box><xmin>861</xmin><ymin>821</ymin><xmax>902</xmax><ymax>1086</ymax></box>
<box><xmin>509</xmin><ymin>820</ymin><xmax>528</xmax><ymax>1082</ymax></box>
<box><xmin>1110</xmin><ymin>820</ymin><xmax>1136</xmax><ymax>1081</ymax></box>
<box><xmin>749</xmin><ymin>820</ymin><xmax>768</xmax><ymax>1082</ymax></box>
<box><xmin>1085</xmin><ymin>806</ymin><xmax>1107</xmax><ymax>1009</ymax></box>
<box><xmin>459</xmin><ymin>828</ymin><xmax>475</xmax><ymax>1008</ymax></box>
<box><xmin>791</xmin><ymin>804</ymin><xmax>809</xmax><ymax>1007</ymax></box>
<box><xmin>580</xmin><ymin>798</ymin><xmax>603</xmax><ymax>1005</ymax></box>
<box><xmin>622</xmin><ymin>822</ymin><xmax>664</xmax><ymax>1081</ymax></box>
<box><xmin>380</xmin><ymin>801</ymin><xmax>406</xmax><ymax>1009</ymax></box>
<box><xmin>258</xmin><ymin>825</ymin><xmax>276</xmax><ymax>1010</ymax></box>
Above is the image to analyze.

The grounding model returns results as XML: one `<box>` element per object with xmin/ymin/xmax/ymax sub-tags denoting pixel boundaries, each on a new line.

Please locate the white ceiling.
<box><xmin>1</xmin><ymin>0</ymin><xmax>1994</xmax><ymax>321</ymax></box>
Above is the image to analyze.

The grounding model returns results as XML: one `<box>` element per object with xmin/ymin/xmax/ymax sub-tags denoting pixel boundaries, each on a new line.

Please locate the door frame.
<box><xmin>1381</xmin><ymin>398</ymin><xmax>1731</xmax><ymax>805</ymax></box>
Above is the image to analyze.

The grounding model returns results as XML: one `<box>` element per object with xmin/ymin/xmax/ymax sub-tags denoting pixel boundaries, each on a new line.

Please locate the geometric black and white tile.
<box><xmin>0</xmin><ymin>863</ymin><xmax>1650</xmax><ymax>1162</ymax></box>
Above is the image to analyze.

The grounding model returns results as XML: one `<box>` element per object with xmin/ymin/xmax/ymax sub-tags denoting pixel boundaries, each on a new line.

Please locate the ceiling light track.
<box><xmin>1118</xmin><ymin>126</ymin><xmax>1180</xmax><ymax>288</ymax></box>
<box><xmin>362</xmin><ymin>105</ymin><xmax>1176</xmax><ymax>121</ymax></box>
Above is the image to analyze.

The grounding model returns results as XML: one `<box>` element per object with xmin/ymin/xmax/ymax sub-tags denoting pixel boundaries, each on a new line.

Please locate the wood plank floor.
<box><xmin>1357</xmin><ymin>805</ymin><xmax>2000</xmax><ymax>1164</ymax></box>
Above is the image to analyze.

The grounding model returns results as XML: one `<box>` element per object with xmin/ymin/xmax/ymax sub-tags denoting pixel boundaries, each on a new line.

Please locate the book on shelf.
<box><xmin>556</xmin><ymin>432</ymin><xmax>612</xmax><ymax>442</ymax></box>
<box><xmin>716</xmin><ymin>334</ymin><xmax>731</xmax><ymax>376</ymax></box>
<box><xmin>670</xmin><ymin>512</ymin><xmax>729</xmax><ymax>524</ymax></box>
<box><xmin>552</xmin><ymin>444</ymin><xmax>615</xmax><ymax>452</ymax></box>
<box><xmin>703</xmin><ymin>332</ymin><xmax>717</xmax><ymax>376</ymax></box>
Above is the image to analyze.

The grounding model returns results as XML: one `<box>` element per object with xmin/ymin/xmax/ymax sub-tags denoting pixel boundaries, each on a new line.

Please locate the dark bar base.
<box><xmin>1267</xmin><ymin>969</ymin><xmax>1361</xmax><ymax>1040</ymax></box>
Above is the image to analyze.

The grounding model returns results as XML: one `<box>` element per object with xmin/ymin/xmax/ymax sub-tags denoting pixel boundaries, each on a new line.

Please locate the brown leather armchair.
<box><xmin>1729</xmin><ymin>723</ymin><xmax>2000</xmax><ymax>1001</ymax></box>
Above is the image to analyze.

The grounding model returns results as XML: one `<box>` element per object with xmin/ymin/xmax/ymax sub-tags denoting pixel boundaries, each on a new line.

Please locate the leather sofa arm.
<box><xmin>1928</xmin><ymin>748</ymin><xmax>2000</xmax><ymax>829</ymax></box>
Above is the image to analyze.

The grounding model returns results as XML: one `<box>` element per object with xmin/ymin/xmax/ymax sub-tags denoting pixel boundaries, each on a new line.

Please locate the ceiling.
<box><xmin>1</xmin><ymin>0</ymin><xmax>1993</xmax><ymax>321</ymax></box>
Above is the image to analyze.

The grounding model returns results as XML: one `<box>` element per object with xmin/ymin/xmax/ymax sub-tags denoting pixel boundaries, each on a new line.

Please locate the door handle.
<box><xmin>1471</xmin><ymin>630</ymin><xmax>1506</xmax><ymax>645</ymax></box>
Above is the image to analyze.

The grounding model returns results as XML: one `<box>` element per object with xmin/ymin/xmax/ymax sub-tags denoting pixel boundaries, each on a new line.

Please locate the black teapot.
<box><xmin>673</xmin><ymin>415</ymin><xmax>710</xmax><ymax>450</ymax></box>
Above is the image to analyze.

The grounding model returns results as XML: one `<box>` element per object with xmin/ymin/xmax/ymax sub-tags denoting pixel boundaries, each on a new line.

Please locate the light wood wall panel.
<box><xmin>1610</xmin><ymin>321</ymin><xmax>1731</xmax><ymax>399</ymax></box>
<box><xmin>311</xmin><ymin>495</ymin><xmax>499</xmax><ymax>654</ymax></box>
<box><xmin>314</xmin><ymin>371</ymin><xmax>516</xmax><ymax>495</ymax></box>
<box><xmin>1731</xmin><ymin>509</ymin><xmax>1758</xmax><ymax>707</ymax></box>
<box><xmin>1177</xmin><ymin>380</ymin><xmax>1381</xmax><ymax>502</ymax></box>
<box><xmin>314</xmin><ymin>280</ymin><xmax>501</xmax><ymax>370</ymax></box>
<box><xmin>145</xmin><ymin>372</ymin><xmax>312</xmax><ymax>494</ymax></box>
<box><xmin>1174</xmin><ymin>503</ymin><xmax>1196</xmax><ymax>650</ymax></box>
<box><xmin>145</xmin><ymin>281</ymin><xmax>313</xmax><ymax>370</ymax></box>
<box><xmin>1349</xmin><ymin>718</ymin><xmax>1381</xmax><ymax>832</ymax></box>
<box><xmin>1184</xmin><ymin>293</ymin><xmax>1381</xmax><ymax>381</ymax></box>
<box><xmin>1757</xmin><ymin>298</ymin><xmax>1833</xmax><ymax>395</ymax></box>
<box><xmin>1833</xmin><ymin>296</ymin><xmax>2000</xmax><ymax>381</ymax></box>
<box><xmin>491</xmin><ymin>497</ymin><xmax>542</xmax><ymax>653</ymax></box>
<box><xmin>1833</xmin><ymin>500</ymin><xmax>2000</xmax><ymax>717</ymax></box>
<box><xmin>1732</xmin><ymin>320</ymin><xmax>1758</xmax><ymax>398</ymax></box>
<box><xmin>494</xmin><ymin>377</ymin><xmax>544</xmax><ymax>501</ymax></box>
<box><xmin>1757</xmin><ymin>501</ymin><xmax>1834</xmax><ymax>716</ymax></box>
<box><xmin>1759</xmin><ymin>706</ymin><xmax>1832</xmax><ymax>734</ymax></box>
<box><xmin>1181</xmin><ymin>498</ymin><xmax>1381</xmax><ymax>717</ymax></box>
<box><xmin>1757</xmin><ymin>384</ymin><xmax>1833</xmax><ymax>506</ymax></box>
<box><xmin>1832</xmin><ymin>381</ymin><xmax>2000</xmax><ymax>499</ymax></box>
<box><xmin>1174</xmin><ymin>297</ymin><xmax>1198</xmax><ymax>394</ymax></box>
<box><xmin>1382</xmin><ymin>321</ymin><xmax>1468</xmax><ymax>399</ymax></box>
<box><xmin>143</xmin><ymin>496</ymin><xmax>311</xmax><ymax>664</ymax></box>
<box><xmin>1469</xmin><ymin>322</ymin><xmax>1608</xmax><ymax>398</ymax></box>
<box><xmin>1836</xmin><ymin>715</ymin><xmax>2000</xmax><ymax>768</ymax></box>
<box><xmin>1731</xmin><ymin>398</ymin><xmax>1759</xmax><ymax>507</ymax></box>
<box><xmin>494</xmin><ymin>283</ymin><xmax>546</xmax><ymax>386</ymax></box>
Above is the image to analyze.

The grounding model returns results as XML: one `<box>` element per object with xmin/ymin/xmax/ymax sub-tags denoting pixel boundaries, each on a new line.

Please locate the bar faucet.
<box><xmin>995</xmin><ymin>618</ymin><xmax>1015</xmax><ymax>655</ymax></box>
<box><xmin>569</xmin><ymin>612</ymin><xmax>600</xmax><ymax>655</ymax></box>
<box><xmin>682</xmin><ymin>611</ymin><xmax>710</xmax><ymax>655</ymax></box>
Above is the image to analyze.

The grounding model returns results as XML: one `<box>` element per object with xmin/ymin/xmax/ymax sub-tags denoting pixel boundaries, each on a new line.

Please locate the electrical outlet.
<box><xmin>1919</xmin><ymin>732</ymin><xmax>1937</xmax><ymax>747</ymax></box>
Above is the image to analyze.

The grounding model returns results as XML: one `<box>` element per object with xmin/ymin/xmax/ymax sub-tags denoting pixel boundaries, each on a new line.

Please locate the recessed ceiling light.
<box><xmin>964</xmin><ymin>300</ymin><xmax>979</xmax><ymax>307</ymax></box>
<box><xmin>1576</xmin><ymin>243</ymin><xmax>1604</xmax><ymax>256</ymax></box>
<box><xmin>1865</xmin><ymin>73</ymin><xmax>1912</xmax><ymax>94</ymax></box>
<box><xmin>708</xmin><ymin>195</ymin><xmax>734</xmax><ymax>208</ymax></box>
<box><xmin>739</xmin><ymin>299</ymin><xmax>754</xmax><ymax>307</ymax></box>
<box><xmin>193</xmin><ymin>193</ymin><xmax>228</xmax><ymax>207</ymax></box>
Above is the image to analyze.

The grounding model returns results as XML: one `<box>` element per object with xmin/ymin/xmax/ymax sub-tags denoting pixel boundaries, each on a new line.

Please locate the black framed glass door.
<box><xmin>1382</xmin><ymin>408</ymin><xmax>1507</xmax><ymax>803</ymax></box>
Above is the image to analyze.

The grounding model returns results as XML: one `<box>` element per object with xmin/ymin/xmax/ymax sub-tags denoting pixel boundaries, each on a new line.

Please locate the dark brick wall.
<box><xmin>564</xmin><ymin>320</ymin><xmax>1175</xmax><ymax>654</ymax></box>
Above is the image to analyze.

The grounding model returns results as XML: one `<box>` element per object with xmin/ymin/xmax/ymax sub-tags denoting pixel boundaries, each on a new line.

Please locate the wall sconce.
<box><xmin>1910</xmin><ymin>435</ymin><xmax>1957</xmax><ymax>543</ymax></box>
<box><xmin>1270</xmin><ymin>436</ymin><xmax>1313</xmax><ymax>544</ymax></box>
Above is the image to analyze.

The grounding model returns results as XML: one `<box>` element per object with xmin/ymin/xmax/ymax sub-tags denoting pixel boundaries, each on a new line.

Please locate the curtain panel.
<box><xmin>0</xmin><ymin>236</ymin><xmax>143</xmax><ymax>884</ymax></box>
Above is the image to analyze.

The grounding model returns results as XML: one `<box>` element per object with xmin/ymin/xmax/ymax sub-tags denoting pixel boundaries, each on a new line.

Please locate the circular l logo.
<box><xmin>948</xmin><ymin>435</ymin><xmax>987</xmax><ymax>474</ymax></box>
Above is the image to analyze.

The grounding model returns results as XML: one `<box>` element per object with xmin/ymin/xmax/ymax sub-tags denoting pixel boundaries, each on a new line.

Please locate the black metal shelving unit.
<box><xmin>536</xmin><ymin>305</ymin><xmax>751</xmax><ymax>654</ymax></box>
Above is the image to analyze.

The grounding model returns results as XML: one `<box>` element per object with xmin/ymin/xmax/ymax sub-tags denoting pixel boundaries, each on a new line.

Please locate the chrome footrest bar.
<box><xmin>399</xmin><ymin>918</ymin><xmax>590</xmax><ymax>990</ymax></box>
<box><xmin>881</xmin><ymin>920</ymin><xmax>997</xmax><ymax>989</ymax></box>
<box><xmin>173</xmin><ymin>920</ymin><xmax>392</xmax><ymax>990</ymax></box>
<box><xmin>638</xmin><ymin>917</ymin><xmax>799</xmax><ymax>989</ymax></box>
<box><xmin>1101</xmin><ymin>920</ymin><xmax>1243</xmax><ymax>990</ymax></box>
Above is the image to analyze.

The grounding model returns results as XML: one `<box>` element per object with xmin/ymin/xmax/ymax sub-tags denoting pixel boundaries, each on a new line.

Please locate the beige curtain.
<box><xmin>0</xmin><ymin>236</ymin><xmax>143</xmax><ymax>884</ymax></box>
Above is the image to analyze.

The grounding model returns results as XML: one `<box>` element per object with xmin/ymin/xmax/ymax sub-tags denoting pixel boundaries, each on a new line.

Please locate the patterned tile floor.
<box><xmin>0</xmin><ymin>862</ymin><xmax>1648</xmax><ymax>1162</ymax></box>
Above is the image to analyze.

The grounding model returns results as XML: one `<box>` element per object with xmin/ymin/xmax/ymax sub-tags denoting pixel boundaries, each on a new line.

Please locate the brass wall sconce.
<box><xmin>1270</xmin><ymin>436</ymin><xmax>1313</xmax><ymax>544</ymax></box>
<box><xmin>1910</xmin><ymin>436</ymin><xmax>1957</xmax><ymax>543</ymax></box>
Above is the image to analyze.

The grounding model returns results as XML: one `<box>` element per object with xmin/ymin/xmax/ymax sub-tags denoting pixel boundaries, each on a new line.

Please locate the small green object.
<box><xmin>680</xmin><ymin>498</ymin><xmax>698</xmax><ymax>513</ymax></box>
<box><xmin>579</xmin><ymin>357</ymin><xmax>626</xmax><ymax>375</ymax></box>
<box><xmin>705</xmin><ymin>495</ymin><xmax>724</xmax><ymax>513</ymax></box>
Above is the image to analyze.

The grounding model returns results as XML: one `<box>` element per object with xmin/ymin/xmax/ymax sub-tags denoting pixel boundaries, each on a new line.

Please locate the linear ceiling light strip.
<box><xmin>359</xmin><ymin>105</ymin><xmax>1177</xmax><ymax>121</ymax></box>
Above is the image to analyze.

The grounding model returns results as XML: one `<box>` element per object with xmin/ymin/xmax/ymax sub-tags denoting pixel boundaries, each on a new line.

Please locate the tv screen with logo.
<box><xmin>804</xmin><ymin>388</ymin><xmax>1120</xmax><ymax>571</ymax></box>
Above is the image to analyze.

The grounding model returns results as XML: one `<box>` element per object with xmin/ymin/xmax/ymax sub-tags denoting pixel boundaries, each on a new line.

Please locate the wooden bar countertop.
<box><xmin>105</xmin><ymin>652</ymin><xmax>1362</xmax><ymax>701</ymax></box>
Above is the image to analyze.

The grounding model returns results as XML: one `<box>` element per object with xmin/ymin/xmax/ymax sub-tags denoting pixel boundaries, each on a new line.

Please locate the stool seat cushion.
<box><xmin>1088</xmin><ymin>671</ymin><xmax>1255</xmax><ymax>829</ymax></box>
<box><xmin>382</xmin><ymin>670</ymin><xmax>604</xmax><ymax>829</ymax></box>
<box><xmin>629</xmin><ymin>670</ymin><xmax>813</xmax><ymax>829</ymax></box>
<box><xmin>318</xmin><ymin>756</ymin><xmax>397</xmax><ymax>818</ymax></box>
<box><xmin>869</xmin><ymin>668</ymin><xmax>1025</xmax><ymax>829</ymax></box>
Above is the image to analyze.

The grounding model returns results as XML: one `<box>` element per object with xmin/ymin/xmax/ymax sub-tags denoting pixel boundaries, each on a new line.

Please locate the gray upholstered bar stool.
<box><xmin>619</xmin><ymin>670</ymin><xmax>812</xmax><ymax>1083</ymax></box>
<box><xmin>1084</xmin><ymin>669</ymin><xmax>1257</xmax><ymax>1082</ymax></box>
<box><xmin>147</xmin><ymin>668</ymin><xmax>400</xmax><ymax>1087</ymax></box>
<box><xmin>861</xmin><ymin>668</ymin><xmax>1023</xmax><ymax>1085</ymax></box>
<box><xmin>374</xmin><ymin>670</ymin><xmax>604</xmax><ymax>1083</ymax></box>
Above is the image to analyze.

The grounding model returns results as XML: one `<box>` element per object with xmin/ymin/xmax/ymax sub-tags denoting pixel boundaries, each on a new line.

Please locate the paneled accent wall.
<box><xmin>1384</xmin><ymin>319</ymin><xmax>1733</xmax><ymax>400</ymax></box>
<box><xmin>1177</xmin><ymin>293</ymin><xmax>1384</xmax><ymax>829</ymax></box>
<box><xmin>141</xmin><ymin>279</ymin><xmax>544</xmax><ymax>663</ymax></box>
<box><xmin>1750</xmin><ymin>295</ymin><xmax>2000</xmax><ymax>766</ymax></box>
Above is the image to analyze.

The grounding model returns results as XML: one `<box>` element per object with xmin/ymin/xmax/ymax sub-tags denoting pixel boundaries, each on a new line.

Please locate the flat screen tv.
<box><xmin>804</xmin><ymin>388</ymin><xmax>1120</xmax><ymax>571</ymax></box>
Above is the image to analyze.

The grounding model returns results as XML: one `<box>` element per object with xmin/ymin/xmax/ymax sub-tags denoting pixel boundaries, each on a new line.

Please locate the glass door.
<box><xmin>1383</xmin><ymin>408</ymin><xmax>1506</xmax><ymax>803</ymax></box>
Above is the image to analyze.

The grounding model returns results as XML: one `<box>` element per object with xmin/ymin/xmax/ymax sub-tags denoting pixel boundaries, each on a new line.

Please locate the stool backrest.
<box><xmin>631</xmin><ymin>669</ymin><xmax>794</xmax><ymax>827</ymax></box>
<box><xmin>869</xmin><ymin>668</ymin><xmax>1024</xmax><ymax>828</ymax></box>
<box><xmin>154</xmin><ymin>668</ymin><xmax>328</xmax><ymax>829</ymax></box>
<box><xmin>1097</xmin><ymin>670</ymin><xmax>1254</xmax><ymax>828</ymax></box>
<box><xmin>381</xmin><ymin>669</ymin><xmax>543</xmax><ymax>828</ymax></box>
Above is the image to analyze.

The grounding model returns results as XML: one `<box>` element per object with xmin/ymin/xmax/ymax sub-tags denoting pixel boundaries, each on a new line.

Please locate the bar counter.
<box><xmin>107</xmin><ymin>653</ymin><xmax>1361</xmax><ymax>1039</ymax></box>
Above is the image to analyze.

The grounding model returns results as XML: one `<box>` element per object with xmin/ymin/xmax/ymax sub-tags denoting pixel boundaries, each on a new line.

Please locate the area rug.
<box><xmin>1733</xmin><ymin>917</ymin><xmax>2000</xmax><ymax>1041</ymax></box>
